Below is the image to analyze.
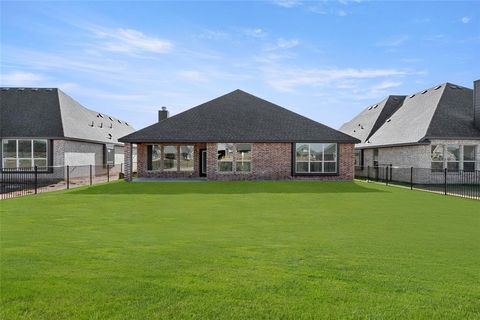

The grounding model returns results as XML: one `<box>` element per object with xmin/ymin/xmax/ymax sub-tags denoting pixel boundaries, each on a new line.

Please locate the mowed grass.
<box><xmin>1</xmin><ymin>181</ymin><xmax>479</xmax><ymax>319</ymax></box>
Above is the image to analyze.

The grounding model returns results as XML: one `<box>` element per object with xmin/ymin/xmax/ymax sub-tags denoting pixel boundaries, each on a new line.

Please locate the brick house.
<box><xmin>339</xmin><ymin>81</ymin><xmax>480</xmax><ymax>183</ymax></box>
<box><xmin>119</xmin><ymin>90</ymin><xmax>359</xmax><ymax>181</ymax></box>
<box><xmin>0</xmin><ymin>87</ymin><xmax>135</xmax><ymax>178</ymax></box>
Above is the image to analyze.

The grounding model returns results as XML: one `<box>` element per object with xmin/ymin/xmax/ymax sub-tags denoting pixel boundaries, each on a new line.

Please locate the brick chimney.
<box><xmin>158</xmin><ymin>106</ymin><xmax>169</xmax><ymax>122</ymax></box>
<box><xmin>475</xmin><ymin>80</ymin><xmax>480</xmax><ymax>129</ymax></box>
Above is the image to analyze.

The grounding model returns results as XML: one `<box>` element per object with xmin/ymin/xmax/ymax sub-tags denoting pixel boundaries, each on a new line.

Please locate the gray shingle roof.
<box><xmin>119</xmin><ymin>89</ymin><xmax>359</xmax><ymax>143</ymax></box>
<box><xmin>339</xmin><ymin>95</ymin><xmax>405</xmax><ymax>144</ymax></box>
<box><xmin>0</xmin><ymin>88</ymin><xmax>134</xmax><ymax>145</ymax></box>
<box><xmin>340</xmin><ymin>83</ymin><xmax>480</xmax><ymax>149</ymax></box>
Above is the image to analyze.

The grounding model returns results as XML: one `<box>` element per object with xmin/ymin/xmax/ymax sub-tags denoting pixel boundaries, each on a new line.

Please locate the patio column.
<box><xmin>124</xmin><ymin>142</ymin><xmax>133</xmax><ymax>182</ymax></box>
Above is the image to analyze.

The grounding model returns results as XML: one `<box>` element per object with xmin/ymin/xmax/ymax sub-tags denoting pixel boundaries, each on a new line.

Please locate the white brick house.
<box><xmin>340</xmin><ymin>81</ymin><xmax>480</xmax><ymax>183</ymax></box>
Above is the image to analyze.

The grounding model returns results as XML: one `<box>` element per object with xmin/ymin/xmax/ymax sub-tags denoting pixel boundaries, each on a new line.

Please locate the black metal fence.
<box><xmin>0</xmin><ymin>164</ymin><xmax>126</xmax><ymax>200</ymax></box>
<box><xmin>355</xmin><ymin>165</ymin><xmax>480</xmax><ymax>200</ymax></box>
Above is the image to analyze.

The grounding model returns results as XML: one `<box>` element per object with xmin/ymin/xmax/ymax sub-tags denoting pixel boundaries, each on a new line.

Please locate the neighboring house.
<box><xmin>339</xmin><ymin>80</ymin><xmax>480</xmax><ymax>181</ymax></box>
<box><xmin>119</xmin><ymin>89</ymin><xmax>359</xmax><ymax>181</ymax></box>
<box><xmin>0</xmin><ymin>88</ymin><xmax>135</xmax><ymax>177</ymax></box>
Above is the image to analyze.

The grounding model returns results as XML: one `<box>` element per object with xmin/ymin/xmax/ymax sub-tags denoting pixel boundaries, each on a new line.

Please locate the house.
<box><xmin>119</xmin><ymin>90</ymin><xmax>359</xmax><ymax>181</ymax></box>
<box><xmin>0</xmin><ymin>88</ymin><xmax>135</xmax><ymax>177</ymax></box>
<box><xmin>339</xmin><ymin>80</ymin><xmax>480</xmax><ymax>181</ymax></box>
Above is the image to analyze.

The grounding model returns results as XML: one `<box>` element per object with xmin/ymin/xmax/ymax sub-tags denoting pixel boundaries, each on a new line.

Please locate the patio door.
<box><xmin>199</xmin><ymin>149</ymin><xmax>207</xmax><ymax>177</ymax></box>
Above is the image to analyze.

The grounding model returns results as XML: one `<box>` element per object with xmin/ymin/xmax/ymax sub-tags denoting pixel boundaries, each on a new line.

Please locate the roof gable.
<box><xmin>339</xmin><ymin>95</ymin><xmax>405</xmax><ymax>144</ymax></box>
<box><xmin>119</xmin><ymin>90</ymin><xmax>359</xmax><ymax>143</ymax></box>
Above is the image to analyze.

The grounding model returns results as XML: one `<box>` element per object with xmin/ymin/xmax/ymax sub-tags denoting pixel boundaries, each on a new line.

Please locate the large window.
<box><xmin>2</xmin><ymin>139</ymin><xmax>48</xmax><ymax>170</ymax></box>
<box><xmin>163</xmin><ymin>146</ymin><xmax>177</xmax><ymax>171</ymax></box>
<box><xmin>180</xmin><ymin>146</ymin><xmax>194</xmax><ymax>171</ymax></box>
<box><xmin>431</xmin><ymin>145</ymin><xmax>444</xmax><ymax>172</ymax></box>
<box><xmin>446</xmin><ymin>144</ymin><xmax>460</xmax><ymax>172</ymax></box>
<box><xmin>147</xmin><ymin>145</ymin><xmax>193</xmax><ymax>172</ymax></box>
<box><xmin>463</xmin><ymin>145</ymin><xmax>476</xmax><ymax>172</ymax></box>
<box><xmin>295</xmin><ymin>143</ymin><xmax>337</xmax><ymax>174</ymax></box>
<box><xmin>217</xmin><ymin>143</ymin><xmax>251</xmax><ymax>172</ymax></box>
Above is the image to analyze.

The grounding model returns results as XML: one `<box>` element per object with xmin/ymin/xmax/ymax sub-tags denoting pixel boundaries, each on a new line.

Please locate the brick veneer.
<box><xmin>127</xmin><ymin>142</ymin><xmax>355</xmax><ymax>181</ymax></box>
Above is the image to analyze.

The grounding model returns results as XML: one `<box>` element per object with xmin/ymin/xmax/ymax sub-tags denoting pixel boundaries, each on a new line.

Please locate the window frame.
<box><xmin>179</xmin><ymin>145</ymin><xmax>195</xmax><ymax>172</ymax></box>
<box><xmin>1</xmin><ymin>139</ymin><xmax>50</xmax><ymax>172</ymax></box>
<box><xmin>104</xmin><ymin>144</ymin><xmax>115</xmax><ymax>167</ymax></box>
<box><xmin>463</xmin><ymin>145</ymin><xmax>477</xmax><ymax>172</ymax></box>
<box><xmin>446</xmin><ymin>144</ymin><xmax>460</xmax><ymax>172</ymax></box>
<box><xmin>431</xmin><ymin>144</ymin><xmax>444</xmax><ymax>173</ymax></box>
<box><xmin>293</xmin><ymin>142</ymin><xmax>339</xmax><ymax>176</ymax></box>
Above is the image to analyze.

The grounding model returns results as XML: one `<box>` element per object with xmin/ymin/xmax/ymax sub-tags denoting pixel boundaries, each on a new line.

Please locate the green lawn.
<box><xmin>1</xmin><ymin>181</ymin><xmax>479</xmax><ymax>319</ymax></box>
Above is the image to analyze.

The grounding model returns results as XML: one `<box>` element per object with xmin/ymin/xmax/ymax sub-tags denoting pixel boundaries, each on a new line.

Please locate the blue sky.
<box><xmin>1</xmin><ymin>1</ymin><xmax>479</xmax><ymax>130</ymax></box>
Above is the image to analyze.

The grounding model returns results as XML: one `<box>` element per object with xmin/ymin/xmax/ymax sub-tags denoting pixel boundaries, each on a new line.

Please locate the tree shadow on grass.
<box><xmin>71</xmin><ymin>181</ymin><xmax>385</xmax><ymax>195</ymax></box>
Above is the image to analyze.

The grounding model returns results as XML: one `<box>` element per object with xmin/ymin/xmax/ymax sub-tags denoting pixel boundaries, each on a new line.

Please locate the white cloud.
<box><xmin>271</xmin><ymin>0</ymin><xmax>303</xmax><ymax>8</ymax></box>
<box><xmin>197</xmin><ymin>29</ymin><xmax>228</xmax><ymax>40</ymax></box>
<box><xmin>337</xmin><ymin>10</ymin><xmax>348</xmax><ymax>17</ymax></box>
<box><xmin>94</xmin><ymin>28</ymin><xmax>173</xmax><ymax>54</ymax></box>
<box><xmin>177</xmin><ymin>70</ymin><xmax>205</xmax><ymax>82</ymax></box>
<box><xmin>264</xmin><ymin>67</ymin><xmax>409</xmax><ymax>92</ymax></box>
<box><xmin>461</xmin><ymin>16</ymin><xmax>471</xmax><ymax>24</ymax></box>
<box><xmin>377</xmin><ymin>35</ymin><xmax>409</xmax><ymax>47</ymax></box>
<box><xmin>0</xmin><ymin>71</ymin><xmax>45</xmax><ymax>86</ymax></box>
<box><xmin>244</xmin><ymin>28</ymin><xmax>268</xmax><ymax>38</ymax></box>
<box><xmin>275</xmin><ymin>38</ymin><xmax>300</xmax><ymax>49</ymax></box>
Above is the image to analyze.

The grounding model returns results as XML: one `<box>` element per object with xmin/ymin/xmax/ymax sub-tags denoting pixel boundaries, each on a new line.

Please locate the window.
<box><xmin>147</xmin><ymin>145</ymin><xmax>161</xmax><ymax>171</ymax></box>
<box><xmin>463</xmin><ymin>145</ymin><xmax>476</xmax><ymax>172</ymax></box>
<box><xmin>235</xmin><ymin>143</ymin><xmax>251</xmax><ymax>172</ymax></box>
<box><xmin>431</xmin><ymin>145</ymin><xmax>444</xmax><ymax>172</ymax></box>
<box><xmin>217</xmin><ymin>143</ymin><xmax>234</xmax><ymax>172</ymax></box>
<box><xmin>446</xmin><ymin>144</ymin><xmax>460</xmax><ymax>172</ymax></box>
<box><xmin>104</xmin><ymin>144</ymin><xmax>115</xmax><ymax>166</ymax></box>
<box><xmin>163</xmin><ymin>146</ymin><xmax>177</xmax><ymax>171</ymax></box>
<box><xmin>180</xmin><ymin>145</ymin><xmax>194</xmax><ymax>171</ymax></box>
<box><xmin>294</xmin><ymin>143</ymin><xmax>337</xmax><ymax>174</ymax></box>
<box><xmin>2</xmin><ymin>139</ymin><xmax>48</xmax><ymax>170</ymax></box>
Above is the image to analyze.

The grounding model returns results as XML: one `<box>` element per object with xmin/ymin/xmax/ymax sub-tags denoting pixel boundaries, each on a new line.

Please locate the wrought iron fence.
<box><xmin>0</xmin><ymin>163</ymin><xmax>131</xmax><ymax>200</ymax></box>
<box><xmin>355</xmin><ymin>165</ymin><xmax>480</xmax><ymax>200</ymax></box>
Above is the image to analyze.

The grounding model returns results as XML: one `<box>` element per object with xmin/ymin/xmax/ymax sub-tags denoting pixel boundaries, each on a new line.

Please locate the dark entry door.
<box><xmin>199</xmin><ymin>149</ymin><xmax>207</xmax><ymax>177</ymax></box>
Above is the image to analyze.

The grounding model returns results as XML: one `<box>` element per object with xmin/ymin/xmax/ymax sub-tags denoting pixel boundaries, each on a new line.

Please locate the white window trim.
<box><xmin>1</xmin><ymin>139</ymin><xmax>49</xmax><ymax>171</ymax></box>
<box><xmin>294</xmin><ymin>143</ymin><xmax>338</xmax><ymax>174</ymax></box>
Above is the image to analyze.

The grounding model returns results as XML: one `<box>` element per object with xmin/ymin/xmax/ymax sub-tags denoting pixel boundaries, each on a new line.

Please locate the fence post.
<box><xmin>107</xmin><ymin>165</ymin><xmax>110</xmax><ymax>182</ymax></box>
<box><xmin>90</xmin><ymin>164</ymin><xmax>93</xmax><ymax>185</ymax></box>
<box><xmin>367</xmin><ymin>166</ymin><xmax>370</xmax><ymax>180</ymax></box>
<box><xmin>121</xmin><ymin>163</ymin><xmax>123</xmax><ymax>174</ymax></box>
<box><xmin>67</xmin><ymin>165</ymin><xmax>70</xmax><ymax>190</ymax></box>
<box><xmin>34</xmin><ymin>166</ymin><xmax>38</xmax><ymax>194</ymax></box>
<box><xmin>385</xmin><ymin>166</ymin><xmax>388</xmax><ymax>186</ymax></box>
<box><xmin>444</xmin><ymin>168</ymin><xmax>447</xmax><ymax>195</ymax></box>
<box><xmin>410</xmin><ymin>167</ymin><xmax>413</xmax><ymax>190</ymax></box>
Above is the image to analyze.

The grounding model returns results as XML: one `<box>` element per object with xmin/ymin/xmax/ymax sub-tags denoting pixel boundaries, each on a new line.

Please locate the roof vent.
<box><xmin>434</xmin><ymin>85</ymin><xmax>442</xmax><ymax>90</ymax></box>
<box><xmin>373</xmin><ymin>104</ymin><xmax>378</xmax><ymax>109</ymax></box>
<box><xmin>421</xmin><ymin>90</ymin><xmax>427</xmax><ymax>94</ymax></box>
<box><xmin>368</xmin><ymin>106</ymin><xmax>373</xmax><ymax>110</ymax></box>
<box><xmin>108</xmin><ymin>123</ymin><xmax>113</xmax><ymax>128</ymax></box>
<box><xmin>125</xmin><ymin>122</ymin><xmax>129</xmax><ymax>126</ymax></box>
<box><xmin>360</xmin><ymin>126</ymin><xmax>364</xmax><ymax>129</ymax></box>
<box><xmin>409</xmin><ymin>94</ymin><xmax>415</xmax><ymax>98</ymax></box>
<box><xmin>89</xmin><ymin>121</ymin><xmax>94</xmax><ymax>127</ymax></box>
<box><xmin>386</xmin><ymin>119</ymin><xmax>392</xmax><ymax>122</ymax></box>
<box><xmin>98</xmin><ymin>122</ymin><xmax>103</xmax><ymax>128</ymax></box>
<box><xmin>97</xmin><ymin>113</ymin><xmax>104</xmax><ymax>118</ymax></box>
<box><xmin>31</xmin><ymin>88</ymin><xmax>39</xmax><ymax>91</ymax></box>
<box><xmin>117</xmin><ymin>120</ymin><xmax>122</xmax><ymax>124</ymax></box>
<box><xmin>107</xmin><ymin>133</ymin><xmax>112</xmax><ymax>139</ymax></box>
<box><xmin>353</xmin><ymin>130</ymin><xmax>356</xmax><ymax>132</ymax></box>
<box><xmin>17</xmin><ymin>88</ymin><xmax>25</xmax><ymax>91</ymax></box>
<box><xmin>108</xmin><ymin>116</ymin><xmax>113</xmax><ymax>121</ymax></box>
<box><xmin>45</xmin><ymin>88</ymin><xmax>53</xmax><ymax>91</ymax></box>
<box><xmin>1</xmin><ymin>88</ymin><xmax>9</xmax><ymax>91</ymax></box>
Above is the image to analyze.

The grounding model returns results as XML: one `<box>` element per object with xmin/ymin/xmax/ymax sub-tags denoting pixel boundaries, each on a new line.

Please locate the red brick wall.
<box><xmin>136</xmin><ymin>142</ymin><xmax>355</xmax><ymax>181</ymax></box>
<box><xmin>206</xmin><ymin>142</ymin><xmax>355</xmax><ymax>181</ymax></box>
